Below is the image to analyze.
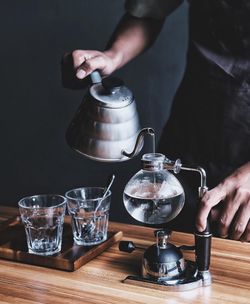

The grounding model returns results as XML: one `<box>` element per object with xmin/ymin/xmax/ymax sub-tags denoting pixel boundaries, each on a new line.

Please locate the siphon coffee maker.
<box><xmin>66</xmin><ymin>72</ymin><xmax>212</xmax><ymax>291</ymax></box>
<box><xmin>119</xmin><ymin>153</ymin><xmax>212</xmax><ymax>291</ymax></box>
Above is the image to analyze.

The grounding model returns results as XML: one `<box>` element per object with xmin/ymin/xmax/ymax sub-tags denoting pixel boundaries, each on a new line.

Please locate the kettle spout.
<box><xmin>122</xmin><ymin>128</ymin><xmax>155</xmax><ymax>159</ymax></box>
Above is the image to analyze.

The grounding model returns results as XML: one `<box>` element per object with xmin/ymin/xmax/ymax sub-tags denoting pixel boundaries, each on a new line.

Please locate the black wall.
<box><xmin>0</xmin><ymin>0</ymin><xmax>188</xmax><ymax>224</ymax></box>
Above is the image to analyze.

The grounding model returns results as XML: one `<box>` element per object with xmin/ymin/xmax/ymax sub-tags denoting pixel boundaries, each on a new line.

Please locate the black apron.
<box><xmin>158</xmin><ymin>0</ymin><xmax>250</xmax><ymax>232</ymax></box>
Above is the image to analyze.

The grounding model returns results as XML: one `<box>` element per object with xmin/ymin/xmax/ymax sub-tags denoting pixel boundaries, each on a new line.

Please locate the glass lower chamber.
<box><xmin>123</xmin><ymin>154</ymin><xmax>185</xmax><ymax>225</ymax></box>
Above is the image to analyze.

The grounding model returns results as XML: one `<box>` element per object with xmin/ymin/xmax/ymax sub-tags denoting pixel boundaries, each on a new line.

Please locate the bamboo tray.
<box><xmin>0</xmin><ymin>216</ymin><xmax>123</xmax><ymax>271</ymax></box>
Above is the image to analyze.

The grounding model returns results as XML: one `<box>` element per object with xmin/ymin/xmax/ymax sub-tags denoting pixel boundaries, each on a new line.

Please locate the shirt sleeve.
<box><xmin>125</xmin><ymin>0</ymin><xmax>184</xmax><ymax>19</ymax></box>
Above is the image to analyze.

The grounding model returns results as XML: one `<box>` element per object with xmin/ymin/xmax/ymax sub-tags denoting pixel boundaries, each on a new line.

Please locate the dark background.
<box><xmin>0</xmin><ymin>0</ymin><xmax>188</xmax><ymax>224</ymax></box>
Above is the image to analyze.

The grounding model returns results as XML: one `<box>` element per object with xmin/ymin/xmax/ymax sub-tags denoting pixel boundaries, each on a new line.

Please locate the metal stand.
<box><xmin>163</xmin><ymin>160</ymin><xmax>212</xmax><ymax>286</ymax></box>
<box><xmin>123</xmin><ymin>261</ymin><xmax>203</xmax><ymax>291</ymax></box>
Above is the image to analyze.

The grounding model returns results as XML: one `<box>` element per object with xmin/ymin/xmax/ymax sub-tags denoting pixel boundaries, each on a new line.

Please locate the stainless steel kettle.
<box><xmin>66</xmin><ymin>71</ymin><xmax>154</xmax><ymax>162</ymax></box>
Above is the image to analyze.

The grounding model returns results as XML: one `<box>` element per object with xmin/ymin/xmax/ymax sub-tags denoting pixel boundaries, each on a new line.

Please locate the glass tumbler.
<box><xmin>65</xmin><ymin>187</ymin><xmax>111</xmax><ymax>246</ymax></box>
<box><xmin>18</xmin><ymin>194</ymin><xmax>66</xmax><ymax>256</ymax></box>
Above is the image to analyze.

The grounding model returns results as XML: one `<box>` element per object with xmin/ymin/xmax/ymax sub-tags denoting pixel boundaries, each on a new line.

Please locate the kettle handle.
<box><xmin>90</xmin><ymin>71</ymin><xmax>102</xmax><ymax>84</ymax></box>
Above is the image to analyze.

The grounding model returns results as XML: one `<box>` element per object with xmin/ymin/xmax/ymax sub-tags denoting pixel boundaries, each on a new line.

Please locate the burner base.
<box><xmin>123</xmin><ymin>261</ymin><xmax>204</xmax><ymax>291</ymax></box>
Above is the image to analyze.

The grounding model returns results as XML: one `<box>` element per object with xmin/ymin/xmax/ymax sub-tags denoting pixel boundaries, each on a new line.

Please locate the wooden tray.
<box><xmin>0</xmin><ymin>216</ymin><xmax>123</xmax><ymax>271</ymax></box>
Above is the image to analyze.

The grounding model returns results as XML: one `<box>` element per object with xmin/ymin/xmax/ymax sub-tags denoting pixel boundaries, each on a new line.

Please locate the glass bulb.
<box><xmin>123</xmin><ymin>167</ymin><xmax>185</xmax><ymax>225</ymax></box>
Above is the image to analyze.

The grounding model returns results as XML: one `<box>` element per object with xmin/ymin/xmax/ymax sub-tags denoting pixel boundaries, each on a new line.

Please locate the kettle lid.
<box><xmin>90</xmin><ymin>76</ymin><xmax>133</xmax><ymax>108</ymax></box>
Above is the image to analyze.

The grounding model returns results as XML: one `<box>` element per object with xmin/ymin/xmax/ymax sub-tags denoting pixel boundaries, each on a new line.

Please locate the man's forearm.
<box><xmin>63</xmin><ymin>12</ymin><xmax>165</xmax><ymax>84</ymax></box>
<box><xmin>104</xmin><ymin>13</ymin><xmax>165</xmax><ymax>70</ymax></box>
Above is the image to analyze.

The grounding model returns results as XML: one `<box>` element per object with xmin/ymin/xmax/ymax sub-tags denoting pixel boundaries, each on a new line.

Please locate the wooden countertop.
<box><xmin>0</xmin><ymin>206</ymin><xmax>249</xmax><ymax>304</ymax></box>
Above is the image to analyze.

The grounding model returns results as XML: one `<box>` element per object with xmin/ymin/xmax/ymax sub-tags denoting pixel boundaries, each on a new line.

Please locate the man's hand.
<box><xmin>61</xmin><ymin>49</ymin><xmax>120</xmax><ymax>89</ymax></box>
<box><xmin>196</xmin><ymin>162</ymin><xmax>250</xmax><ymax>242</ymax></box>
<box><xmin>70</xmin><ymin>50</ymin><xmax>119</xmax><ymax>79</ymax></box>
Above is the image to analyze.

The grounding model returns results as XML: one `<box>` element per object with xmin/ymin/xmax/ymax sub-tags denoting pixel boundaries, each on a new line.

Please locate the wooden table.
<box><xmin>0</xmin><ymin>206</ymin><xmax>249</xmax><ymax>304</ymax></box>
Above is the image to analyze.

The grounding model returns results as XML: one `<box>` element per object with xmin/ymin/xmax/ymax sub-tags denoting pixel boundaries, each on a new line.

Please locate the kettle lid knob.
<box><xmin>102</xmin><ymin>77</ymin><xmax>124</xmax><ymax>94</ymax></box>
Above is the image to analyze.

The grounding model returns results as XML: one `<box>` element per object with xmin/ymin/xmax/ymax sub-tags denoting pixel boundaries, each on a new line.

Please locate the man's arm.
<box><xmin>62</xmin><ymin>0</ymin><xmax>184</xmax><ymax>86</ymax></box>
<box><xmin>62</xmin><ymin>13</ymin><xmax>165</xmax><ymax>87</ymax></box>
<box><xmin>102</xmin><ymin>13</ymin><xmax>166</xmax><ymax>73</ymax></box>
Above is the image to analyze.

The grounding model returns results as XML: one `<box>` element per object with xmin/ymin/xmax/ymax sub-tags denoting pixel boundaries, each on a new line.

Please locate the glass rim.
<box><xmin>18</xmin><ymin>194</ymin><xmax>67</xmax><ymax>209</ymax></box>
<box><xmin>65</xmin><ymin>186</ymin><xmax>111</xmax><ymax>202</ymax></box>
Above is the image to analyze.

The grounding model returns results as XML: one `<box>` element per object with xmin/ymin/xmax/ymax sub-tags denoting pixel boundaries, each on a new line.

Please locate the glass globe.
<box><xmin>123</xmin><ymin>154</ymin><xmax>185</xmax><ymax>225</ymax></box>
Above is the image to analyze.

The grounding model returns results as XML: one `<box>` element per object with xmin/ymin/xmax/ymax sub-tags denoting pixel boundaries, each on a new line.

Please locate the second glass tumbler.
<box><xmin>65</xmin><ymin>187</ymin><xmax>111</xmax><ymax>246</ymax></box>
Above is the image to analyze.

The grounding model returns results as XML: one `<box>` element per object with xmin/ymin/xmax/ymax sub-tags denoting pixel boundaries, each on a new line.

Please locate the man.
<box><xmin>62</xmin><ymin>0</ymin><xmax>250</xmax><ymax>241</ymax></box>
